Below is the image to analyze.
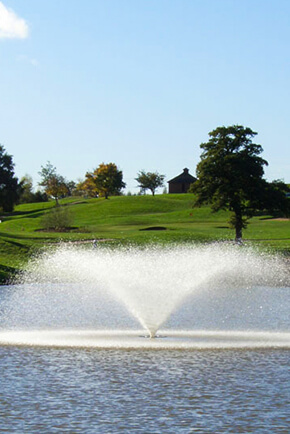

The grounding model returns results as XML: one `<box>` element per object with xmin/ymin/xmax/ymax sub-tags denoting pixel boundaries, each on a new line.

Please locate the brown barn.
<box><xmin>168</xmin><ymin>168</ymin><xmax>197</xmax><ymax>193</ymax></box>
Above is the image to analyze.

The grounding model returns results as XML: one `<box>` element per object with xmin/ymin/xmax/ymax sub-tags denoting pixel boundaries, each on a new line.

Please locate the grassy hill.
<box><xmin>0</xmin><ymin>194</ymin><xmax>289</xmax><ymax>283</ymax></box>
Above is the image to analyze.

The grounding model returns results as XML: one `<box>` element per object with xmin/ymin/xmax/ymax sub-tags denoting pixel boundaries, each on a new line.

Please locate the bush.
<box><xmin>42</xmin><ymin>206</ymin><xmax>73</xmax><ymax>231</ymax></box>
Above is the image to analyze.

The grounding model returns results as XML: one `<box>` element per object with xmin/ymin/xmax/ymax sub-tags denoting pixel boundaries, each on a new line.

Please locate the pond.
<box><xmin>0</xmin><ymin>244</ymin><xmax>289</xmax><ymax>432</ymax></box>
<box><xmin>0</xmin><ymin>346</ymin><xmax>289</xmax><ymax>432</ymax></box>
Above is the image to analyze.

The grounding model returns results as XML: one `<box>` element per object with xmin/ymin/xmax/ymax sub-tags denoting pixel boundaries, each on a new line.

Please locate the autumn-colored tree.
<box><xmin>38</xmin><ymin>162</ymin><xmax>68</xmax><ymax>205</ymax></box>
<box><xmin>76</xmin><ymin>174</ymin><xmax>99</xmax><ymax>197</ymax></box>
<box><xmin>81</xmin><ymin>163</ymin><xmax>126</xmax><ymax>199</ymax></box>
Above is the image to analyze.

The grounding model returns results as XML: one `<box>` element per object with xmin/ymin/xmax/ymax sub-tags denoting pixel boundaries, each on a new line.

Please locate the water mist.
<box><xmin>0</xmin><ymin>244</ymin><xmax>289</xmax><ymax>349</ymax></box>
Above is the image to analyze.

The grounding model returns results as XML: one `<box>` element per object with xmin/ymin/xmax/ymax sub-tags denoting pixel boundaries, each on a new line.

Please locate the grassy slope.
<box><xmin>0</xmin><ymin>194</ymin><xmax>289</xmax><ymax>282</ymax></box>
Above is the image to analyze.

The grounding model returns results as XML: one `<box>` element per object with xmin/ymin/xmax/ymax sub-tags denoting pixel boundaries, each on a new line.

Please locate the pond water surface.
<box><xmin>0</xmin><ymin>346</ymin><xmax>289</xmax><ymax>433</ymax></box>
<box><xmin>1</xmin><ymin>282</ymin><xmax>289</xmax><ymax>432</ymax></box>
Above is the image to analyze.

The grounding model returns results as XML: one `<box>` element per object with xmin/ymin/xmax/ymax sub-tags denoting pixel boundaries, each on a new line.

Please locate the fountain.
<box><xmin>0</xmin><ymin>244</ymin><xmax>289</xmax><ymax>349</ymax></box>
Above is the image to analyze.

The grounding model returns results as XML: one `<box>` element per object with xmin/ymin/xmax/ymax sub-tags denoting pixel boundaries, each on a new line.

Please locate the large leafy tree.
<box><xmin>38</xmin><ymin>162</ymin><xmax>68</xmax><ymax>205</ymax></box>
<box><xmin>135</xmin><ymin>171</ymin><xmax>165</xmax><ymax>196</ymax></box>
<box><xmin>191</xmin><ymin>125</ymin><xmax>289</xmax><ymax>241</ymax></box>
<box><xmin>82</xmin><ymin>163</ymin><xmax>126</xmax><ymax>199</ymax></box>
<box><xmin>0</xmin><ymin>145</ymin><xmax>21</xmax><ymax>212</ymax></box>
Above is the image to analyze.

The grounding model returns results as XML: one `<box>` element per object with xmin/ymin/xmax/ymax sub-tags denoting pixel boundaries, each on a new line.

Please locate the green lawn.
<box><xmin>0</xmin><ymin>194</ymin><xmax>289</xmax><ymax>283</ymax></box>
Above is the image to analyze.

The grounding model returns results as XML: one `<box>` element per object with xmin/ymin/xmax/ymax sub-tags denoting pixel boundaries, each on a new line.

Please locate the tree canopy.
<box><xmin>38</xmin><ymin>162</ymin><xmax>68</xmax><ymax>205</ymax></box>
<box><xmin>19</xmin><ymin>174</ymin><xmax>48</xmax><ymax>204</ymax></box>
<box><xmin>191</xmin><ymin>125</ymin><xmax>290</xmax><ymax>240</ymax></box>
<box><xmin>0</xmin><ymin>145</ymin><xmax>21</xmax><ymax>212</ymax></box>
<box><xmin>135</xmin><ymin>171</ymin><xmax>165</xmax><ymax>196</ymax></box>
<box><xmin>79</xmin><ymin>163</ymin><xmax>126</xmax><ymax>199</ymax></box>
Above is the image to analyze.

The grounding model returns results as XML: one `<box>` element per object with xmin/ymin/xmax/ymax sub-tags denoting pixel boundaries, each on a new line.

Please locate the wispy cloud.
<box><xmin>0</xmin><ymin>1</ymin><xmax>29</xmax><ymax>39</ymax></box>
<box><xmin>18</xmin><ymin>54</ymin><xmax>39</xmax><ymax>67</ymax></box>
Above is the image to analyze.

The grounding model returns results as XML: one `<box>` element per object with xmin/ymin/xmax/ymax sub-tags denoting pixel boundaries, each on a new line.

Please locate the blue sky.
<box><xmin>0</xmin><ymin>0</ymin><xmax>289</xmax><ymax>193</ymax></box>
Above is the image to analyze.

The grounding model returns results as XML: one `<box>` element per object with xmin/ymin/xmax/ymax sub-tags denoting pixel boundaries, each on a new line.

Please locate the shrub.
<box><xmin>42</xmin><ymin>206</ymin><xmax>73</xmax><ymax>231</ymax></box>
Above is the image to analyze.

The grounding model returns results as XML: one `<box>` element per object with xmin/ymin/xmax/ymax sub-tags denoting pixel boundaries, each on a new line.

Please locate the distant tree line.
<box><xmin>0</xmin><ymin>149</ymin><xmax>167</xmax><ymax>212</ymax></box>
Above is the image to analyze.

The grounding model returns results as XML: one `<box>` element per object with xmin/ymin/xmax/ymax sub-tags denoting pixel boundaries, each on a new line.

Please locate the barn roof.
<box><xmin>168</xmin><ymin>168</ymin><xmax>197</xmax><ymax>184</ymax></box>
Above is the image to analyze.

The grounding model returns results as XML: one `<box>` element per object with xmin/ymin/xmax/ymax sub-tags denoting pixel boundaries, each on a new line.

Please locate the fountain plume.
<box><xmin>9</xmin><ymin>243</ymin><xmax>289</xmax><ymax>338</ymax></box>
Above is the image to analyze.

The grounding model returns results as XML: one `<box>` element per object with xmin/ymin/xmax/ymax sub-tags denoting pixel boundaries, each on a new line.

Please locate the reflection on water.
<box><xmin>0</xmin><ymin>347</ymin><xmax>289</xmax><ymax>432</ymax></box>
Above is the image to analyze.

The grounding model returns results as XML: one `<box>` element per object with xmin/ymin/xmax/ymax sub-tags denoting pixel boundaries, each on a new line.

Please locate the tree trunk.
<box><xmin>234</xmin><ymin>211</ymin><xmax>243</xmax><ymax>242</ymax></box>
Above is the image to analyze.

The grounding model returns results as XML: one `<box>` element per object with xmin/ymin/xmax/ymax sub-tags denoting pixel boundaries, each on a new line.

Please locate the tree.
<box><xmin>19</xmin><ymin>174</ymin><xmax>34</xmax><ymax>203</ymax></box>
<box><xmin>259</xmin><ymin>179</ymin><xmax>290</xmax><ymax>217</ymax></box>
<box><xmin>82</xmin><ymin>163</ymin><xmax>126</xmax><ymax>199</ymax></box>
<box><xmin>191</xmin><ymin>125</ymin><xmax>290</xmax><ymax>241</ymax></box>
<box><xmin>135</xmin><ymin>171</ymin><xmax>165</xmax><ymax>196</ymax></box>
<box><xmin>38</xmin><ymin>162</ymin><xmax>68</xmax><ymax>205</ymax></box>
<box><xmin>76</xmin><ymin>173</ymin><xmax>98</xmax><ymax>198</ymax></box>
<box><xmin>66</xmin><ymin>180</ymin><xmax>77</xmax><ymax>196</ymax></box>
<box><xmin>0</xmin><ymin>144</ymin><xmax>21</xmax><ymax>212</ymax></box>
<box><xmin>19</xmin><ymin>175</ymin><xmax>48</xmax><ymax>203</ymax></box>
